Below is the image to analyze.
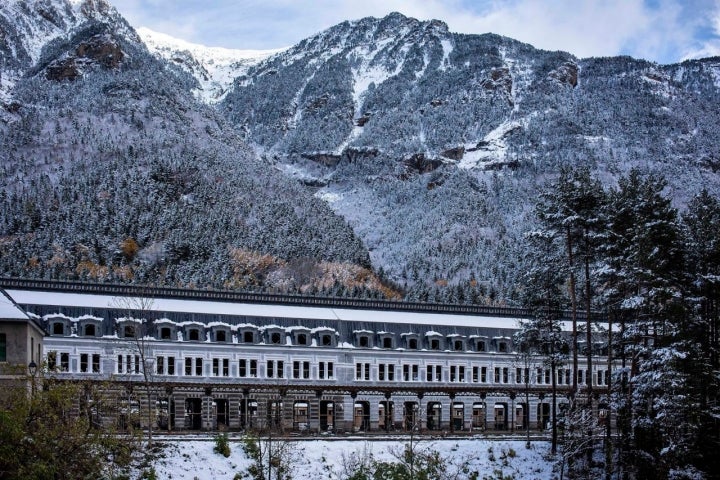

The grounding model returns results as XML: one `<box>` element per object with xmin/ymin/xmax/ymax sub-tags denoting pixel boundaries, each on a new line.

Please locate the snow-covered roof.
<box><xmin>6</xmin><ymin>289</ymin><xmax>527</xmax><ymax>329</ymax></box>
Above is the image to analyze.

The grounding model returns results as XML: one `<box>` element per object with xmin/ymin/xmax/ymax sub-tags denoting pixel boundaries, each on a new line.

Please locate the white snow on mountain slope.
<box><xmin>138</xmin><ymin>27</ymin><xmax>285</xmax><ymax>103</ymax></box>
<box><xmin>0</xmin><ymin>0</ymin><xmax>136</xmax><ymax>106</ymax></box>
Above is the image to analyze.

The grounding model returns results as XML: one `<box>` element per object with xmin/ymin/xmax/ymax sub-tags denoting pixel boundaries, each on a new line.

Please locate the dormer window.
<box><xmin>270</xmin><ymin>332</ymin><xmax>282</xmax><ymax>344</ymax></box>
<box><xmin>216</xmin><ymin>331</ymin><xmax>227</xmax><ymax>342</ymax></box>
<box><xmin>84</xmin><ymin>324</ymin><xmax>96</xmax><ymax>336</ymax></box>
<box><xmin>297</xmin><ymin>333</ymin><xmax>308</xmax><ymax>346</ymax></box>
<box><xmin>453</xmin><ymin>340</ymin><xmax>463</xmax><ymax>351</ymax></box>
<box><xmin>359</xmin><ymin>336</ymin><xmax>369</xmax><ymax>348</ymax></box>
<box><xmin>476</xmin><ymin>341</ymin><xmax>486</xmax><ymax>352</ymax></box>
<box><xmin>188</xmin><ymin>329</ymin><xmax>200</xmax><ymax>341</ymax></box>
<box><xmin>408</xmin><ymin>338</ymin><xmax>418</xmax><ymax>349</ymax></box>
<box><xmin>498</xmin><ymin>342</ymin><xmax>508</xmax><ymax>353</ymax></box>
<box><xmin>52</xmin><ymin>322</ymin><xmax>64</xmax><ymax>335</ymax></box>
<box><xmin>321</xmin><ymin>334</ymin><xmax>332</xmax><ymax>346</ymax></box>
<box><xmin>123</xmin><ymin>326</ymin><xmax>136</xmax><ymax>338</ymax></box>
<box><xmin>160</xmin><ymin>327</ymin><xmax>172</xmax><ymax>340</ymax></box>
<box><xmin>382</xmin><ymin>337</ymin><xmax>392</xmax><ymax>349</ymax></box>
<box><xmin>430</xmin><ymin>339</ymin><xmax>440</xmax><ymax>350</ymax></box>
<box><xmin>243</xmin><ymin>331</ymin><xmax>254</xmax><ymax>343</ymax></box>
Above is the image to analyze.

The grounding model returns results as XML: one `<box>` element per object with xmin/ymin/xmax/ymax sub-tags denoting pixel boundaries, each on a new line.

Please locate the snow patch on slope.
<box><xmin>139</xmin><ymin>27</ymin><xmax>285</xmax><ymax>103</ymax></box>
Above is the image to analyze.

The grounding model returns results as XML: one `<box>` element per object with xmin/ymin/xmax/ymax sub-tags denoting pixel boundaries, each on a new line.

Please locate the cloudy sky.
<box><xmin>112</xmin><ymin>0</ymin><xmax>720</xmax><ymax>64</ymax></box>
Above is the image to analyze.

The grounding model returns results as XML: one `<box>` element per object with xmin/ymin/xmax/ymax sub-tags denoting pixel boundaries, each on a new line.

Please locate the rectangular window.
<box><xmin>223</xmin><ymin>359</ymin><xmax>229</xmax><ymax>377</ymax></box>
<box><xmin>545</xmin><ymin>370</ymin><xmax>551</xmax><ymax>384</ymax></box>
<box><xmin>516</xmin><ymin>368</ymin><xmax>522</xmax><ymax>384</ymax></box>
<box><xmin>494</xmin><ymin>367</ymin><xmax>500</xmax><ymax>383</ymax></box>
<box><xmin>213</xmin><ymin>358</ymin><xmax>219</xmax><ymax>376</ymax></box>
<box><xmin>378</xmin><ymin>364</ymin><xmax>385</xmax><ymax>381</ymax></box>
<box><xmin>557</xmin><ymin>369</ymin><xmax>564</xmax><ymax>385</ymax></box>
<box><xmin>411</xmin><ymin>365</ymin><xmax>418</xmax><ymax>381</ymax></box>
<box><xmin>116</xmin><ymin>354</ymin><xmax>122</xmax><ymax>373</ymax></box>
<box><xmin>277</xmin><ymin>361</ymin><xmax>284</xmax><ymax>378</ymax></box>
<box><xmin>538</xmin><ymin>368</ymin><xmax>544</xmax><ymax>384</ymax></box>
<box><xmin>157</xmin><ymin>356</ymin><xmax>165</xmax><ymax>375</ymax></box>
<box><xmin>0</xmin><ymin>333</ymin><xmax>6</xmax><ymax>362</ymax></box>
<box><xmin>473</xmin><ymin>366</ymin><xmax>479</xmax><ymax>383</ymax></box>
<box><xmin>296</xmin><ymin>361</ymin><xmax>302</xmax><ymax>379</ymax></box>
<box><xmin>364</xmin><ymin>363</ymin><xmax>370</xmax><ymax>381</ymax></box>
<box><xmin>60</xmin><ymin>353</ymin><xmax>69</xmax><ymax>372</ymax></box>
<box><xmin>387</xmin><ymin>364</ymin><xmax>394</xmax><ymax>381</ymax></box>
<box><xmin>134</xmin><ymin>355</ymin><xmax>140</xmax><ymax>374</ymax></box>
<box><xmin>459</xmin><ymin>366</ymin><xmax>465</xmax><ymax>382</ymax></box>
<box><xmin>450</xmin><ymin>365</ymin><xmax>456</xmax><ymax>382</ymax></box>
<box><xmin>250</xmin><ymin>360</ymin><xmax>257</xmax><ymax>377</ymax></box>
<box><xmin>195</xmin><ymin>358</ymin><xmax>203</xmax><ymax>376</ymax></box>
<box><xmin>503</xmin><ymin>367</ymin><xmax>509</xmax><ymax>383</ymax></box>
<box><xmin>435</xmin><ymin>365</ymin><xmax>442</xmax><ymax>382</ymax></box>
<box><xmin>576</xmin><ymin>369</ymin><xmax>583</xmax><ymax>385</ymax></box>
<box><xmin>240</xmin><ymin>359</ymin><xmax>247</xmax><ymax>377</ymax></box>
<box><xmin>605</xmin><ymin>369</ymin><xmax>610</xmax><ymax>386</ymax></box>
<box><xmin>185</xmin><ymin>358</ymin><xmax>192</xmax><ymax>376</ymax></box>
<box><xmin>481</xmin><ymin>366</ymin><xmax>487</xmax><ymax>383</ymax></box>
<box><xmin>80</xmin><ymin>353</ymin><xmax>88</xmax><ymax>373</ymax></box>
<box><xmin>92</xmin><ymin>354</ymin><xmax>100</xmax><ymax>373</ymax></box>
<box><xmin>168</xmin><ymin>357</ymin><xmax>175</xmax><ymax>375</ymax></box>
<box><xmin>426</xmin><ymin>365</ymin><xmax>433</xmax><ymax>382</ymax></box>
<box><xmin>403</xmin><ymin>364</ymin><xmax>410</xmax><ymax>381</ymax></box>
<box><xmin>267</xmin><ymin>360</ymin><xmax>275</xmax><ymax>378</ymax></box>
<box><xmin>327</xmin><ymin>362</ymin><xmax>333</xmax><ymax>379</ymax></box>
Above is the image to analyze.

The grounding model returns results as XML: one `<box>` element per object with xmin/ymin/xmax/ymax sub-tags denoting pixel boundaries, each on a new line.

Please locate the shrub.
<box><xmin>214</xmin><ymin>433</ymin><xmax>231</xmax><ymax>458</ymax></box>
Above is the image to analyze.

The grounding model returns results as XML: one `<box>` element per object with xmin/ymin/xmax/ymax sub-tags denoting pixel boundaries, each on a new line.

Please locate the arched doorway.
<box><xmin>353</xmin><ymin>401</ymin><xmax>370</xmax><ymax>431</ymax></box>
<box><xmin>379</xmin><ymin>400</ymin><xmax>394</xmax><ymax>431</ymax></box>
<box><xmin>472</xmin><ymin>402</ymin><xmax>486</xmax><ymax>430</ymax></box>
<box><xmin>452</xmin><ymin>402</ymin><xmax>464</xmax><ymax>431</ymax></box>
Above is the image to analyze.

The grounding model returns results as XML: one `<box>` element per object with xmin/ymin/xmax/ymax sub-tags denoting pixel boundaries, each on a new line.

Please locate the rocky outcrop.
<box><xmin>441</xmin><ymin>146</ymin><xmax>465</xmax><ymax>160</ymax></box>
<box><xmin>482</xmin><ymin>67</ymin><xmax>512</xmax><ymax>95</ymax></box>
<box><xmin>548</xmin><ymin>61</ymin><xmax>578</xmax><ymax>87</ymax></box>
<box><xmin>403</xmin><ymin>153</ymin><xmax>443</xmax><ymax>175</ymax></box>
<box><xmin>46</xmin><ymin>33</ymin><xmax>123</xmax><ymax>81</ymax></box>
<box><xmin>301</xmin><ymin>152</ymin><xmax>342</xmax><ymax>167</ymax></box>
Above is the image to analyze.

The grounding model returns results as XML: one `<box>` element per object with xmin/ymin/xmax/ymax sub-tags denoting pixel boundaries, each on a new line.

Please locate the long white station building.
<box><xmin>0</xmin><ymin>279</ymin><xmax>611</xmax><ymax>433</ymax></box>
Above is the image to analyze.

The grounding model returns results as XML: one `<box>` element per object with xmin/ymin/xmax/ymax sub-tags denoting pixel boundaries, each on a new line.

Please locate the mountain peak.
<box><xmin>138</xmin><ymin>27</ymin><xmax>285</xmax><ymax>103</ymax></box>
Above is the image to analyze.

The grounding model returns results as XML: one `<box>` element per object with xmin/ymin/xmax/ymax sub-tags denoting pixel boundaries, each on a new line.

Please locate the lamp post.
<box><xmin>28</xmin><ymin>360</ymin><xmax>37</xmax><ymax>396</ymax></box>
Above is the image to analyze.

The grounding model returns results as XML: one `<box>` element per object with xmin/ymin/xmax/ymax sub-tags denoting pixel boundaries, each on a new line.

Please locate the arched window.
<box><xmin>297</xmin><ymin>334</ymin><xmax>307</xmax><ymax>346</ymax></box>
<box><xmin>243</xmin><ymin>331</ymin><xmax>254</xmax><ymax>343</ymax></box>
<box><xmin>216</xmin><ymin>331</ymin><xmax>227</xmax><ymax>342</ymax></box>
<box><xmin>271</xmin><ymin>332</ymin><xmax>282</xmax><ymax>344</ymax></box>
<box><xmin>408</xmin><ymin>338</ymin><xmax>418</xmax><ymax>350</ymax></box>
<box><xmin>321</xmin><ymin>334</ymin><xmax>332</xmax><ymax>346</ymax></box>
<box><xmin>84</xmin><ymin>324</ymin><xmax>96</xmax><ymax>336</ymax></box>
<box><xmin>188</xmin><ymin>329</ymin><xmax>200</xmax><ymax>341</ymax></box>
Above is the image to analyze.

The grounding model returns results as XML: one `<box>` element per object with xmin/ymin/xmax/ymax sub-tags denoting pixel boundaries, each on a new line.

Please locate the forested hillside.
<box><xmin>0</xmin><ymin>0</ymin><xmax>378</xmax><ymax>294</ymax></box>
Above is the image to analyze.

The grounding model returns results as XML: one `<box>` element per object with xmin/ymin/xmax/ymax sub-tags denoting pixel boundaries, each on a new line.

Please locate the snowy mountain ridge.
<box><xmin>138</xmin><ymin>27</ymin><xmax>285</xmax><ymax>103</ymax></box>
<box><xmin>0</xmin><ymin>0</ymin><xmax>135</xmax><ymax>107</ymax></box>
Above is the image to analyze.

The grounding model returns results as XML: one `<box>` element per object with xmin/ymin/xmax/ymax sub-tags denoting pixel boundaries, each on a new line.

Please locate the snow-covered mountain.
<box><xmin>220</xmin><ymin>12</ymin><xmax>720</xmax><ymax>299</ymax></box>
<box><xmin>0</xmin><ymin>0</ymin><xmax>374</xmax><ymax>295</ymax></box>
<box><xmin>2</xmin><ymin>2</ymin><xmax>720</xmax><ymax>302</ymax></box>
<box><xmin>138</xmin><ymin>27</ymin><xmax>284</xmax><ymax>103</ymax></box>
<box><xmin>0</xmin><ymin>0</ymin><xmax>136</xmax><ymax>105</ymax></box>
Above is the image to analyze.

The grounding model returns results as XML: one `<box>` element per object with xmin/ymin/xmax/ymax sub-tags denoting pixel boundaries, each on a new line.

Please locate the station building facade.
<box><xmin>0</xmin><ymin>280</ymin><xmax>612</xmax><ymax>434</ymax></box>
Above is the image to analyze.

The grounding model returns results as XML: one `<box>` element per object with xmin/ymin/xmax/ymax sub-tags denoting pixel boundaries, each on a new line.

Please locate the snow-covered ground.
<box><xmin>152</xmin><ymin>437</ymin><xmax>554</xmax><ymax>480</ymax></box>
